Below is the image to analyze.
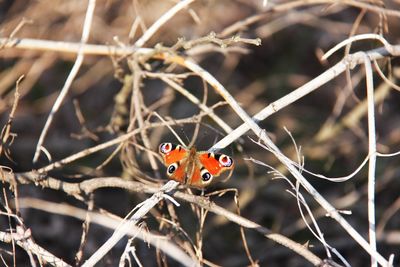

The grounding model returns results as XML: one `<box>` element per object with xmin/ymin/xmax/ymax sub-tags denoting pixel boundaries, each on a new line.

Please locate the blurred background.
<box><xmin>1</xmin><ymin>0</ymin><xmax>400</xmax><ymax>266</ymax></box>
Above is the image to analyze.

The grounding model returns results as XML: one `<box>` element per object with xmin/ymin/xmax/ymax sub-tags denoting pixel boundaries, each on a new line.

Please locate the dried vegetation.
<box><xmin>1</xmin><ymin>0</ymin><xmax>400</xmax><ymax>266</ymax></box>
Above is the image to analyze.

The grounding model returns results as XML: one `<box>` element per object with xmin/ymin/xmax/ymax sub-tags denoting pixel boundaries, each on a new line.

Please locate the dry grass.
<box><xmin>1</xmin><ymin>0</ymin><xmax>400</xmax><ymax>266</ymax></box>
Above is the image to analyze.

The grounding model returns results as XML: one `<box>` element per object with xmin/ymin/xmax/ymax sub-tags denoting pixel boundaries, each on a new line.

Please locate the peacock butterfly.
<box><xmin>158</xmin><ymin>142</ymin><xmax>234</xmax><ymax>188</ymax></box>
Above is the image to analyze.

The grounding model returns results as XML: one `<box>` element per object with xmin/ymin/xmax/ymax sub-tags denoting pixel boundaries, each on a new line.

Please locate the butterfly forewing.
<box><xmin>159</xmin><ymin>143</ymin><xmax>188</xmax><ymax>165</ymax></box>
<box><xmin>198</xmin><ymin>152</ymin><xmax>234</xmax><ymax>176</ymax></box>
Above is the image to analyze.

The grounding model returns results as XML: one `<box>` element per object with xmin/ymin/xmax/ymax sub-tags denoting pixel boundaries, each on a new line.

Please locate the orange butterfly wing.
<box><xmin>187</xmin><ymin>152</ymin><xmax>234</xmax><ymax>188</ymax></box>
<box><xmin>198</xmin><ymin>152</ymin><xmax>234</xmax><ymax>176</ymax></box>
<box><xmin>159</xmin><ymin>143</ymin><xmax>188</xmax><ymax>184</ymax></box>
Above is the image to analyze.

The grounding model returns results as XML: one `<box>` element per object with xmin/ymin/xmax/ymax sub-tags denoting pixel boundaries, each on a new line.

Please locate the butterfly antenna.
<box><xmin>189</xmin><ymin>80</ymin><xmax>208</xmax><ymax>147</ymax></box>
<box><xmin>154</xmin><ymin>111</ymin><xmax>187</xmax><ymax>146</ymax></box>
<box><xmin>180</xmin><ymin>127</ymin><xmax>191</xmax><ymax>147</ymax></box>
<box><xmin>188</xmin><ymin>119</ymin><xmax>201</xmax><ymax>148</ymax></box>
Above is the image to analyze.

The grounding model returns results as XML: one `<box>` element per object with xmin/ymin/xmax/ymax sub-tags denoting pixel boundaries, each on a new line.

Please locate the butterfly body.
<box><xmin>159</xmin><ymin>143</ymin><xmax>234</xmax><ymax>188</ymax></box>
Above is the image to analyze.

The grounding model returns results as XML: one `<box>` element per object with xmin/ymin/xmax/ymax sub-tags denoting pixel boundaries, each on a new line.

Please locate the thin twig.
<box><xmin>266</xmin><ymin>0</ymin><xmax>400</xmax><ymax>18</ymax></box>
<box><xmin>129</xmin><ymin>59</ymin><xmax>160</xmax><ymax>176</ymax></box>
<box><xmin>75</xmin><ymin>194</ymin><xmax>94</xmax><ymax>266</ymax></box>
<box><xmin>32</xmin><ymin>0</ymin><xmax>97</xmax><ymax>163</ymax></box>
<box><xmin>134</xmin><ymin>0</ymin><xmax>195</xmax><ymax>47</ymax></box>
<box><xmin>373</xmin><ymin>59</ymin><xmax>400</xmax><ymax>92</ymax></box>
<box><xmin>322</xmin><ymin>33</ymin><xmax>396</xmax><ymax>60</ymax></box>
<box><xmin>160</xmin><ymin>77</ymin><xmax>233</xmax><ymax>134</ymax></box>
<box><xmin>362</xmin><ymin>52</ymin><xmax>378</xmax><ymax>267</ymax></box>
<box><xmin>0</xmin><ymin>37</ymin><xmax>150</xmax><ymax>55</ymax></box>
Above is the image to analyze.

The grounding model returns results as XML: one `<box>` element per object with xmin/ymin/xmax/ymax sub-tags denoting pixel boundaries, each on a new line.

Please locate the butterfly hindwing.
<box><xmin>167</xmin><ymin>161</ymin><xmax>187</xmax><ymax>184</ymax></box>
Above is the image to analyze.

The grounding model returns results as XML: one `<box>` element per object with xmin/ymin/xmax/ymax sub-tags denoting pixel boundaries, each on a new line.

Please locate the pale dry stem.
<box><xmin>1</xmin><ymin>1</ymin><xmax>400</xmax><ymax>266</ymax></box>
<box><xmin>32</xmin><ymin>0</ymin><xmax>97</xmax><ymax>163</ymax></box>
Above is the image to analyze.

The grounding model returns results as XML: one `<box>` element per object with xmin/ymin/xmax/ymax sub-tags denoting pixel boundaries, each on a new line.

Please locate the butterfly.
<box><xmin>158</xmin><ymin>142</ymin><xmax>234</xmax><ymax>188</ymax></box>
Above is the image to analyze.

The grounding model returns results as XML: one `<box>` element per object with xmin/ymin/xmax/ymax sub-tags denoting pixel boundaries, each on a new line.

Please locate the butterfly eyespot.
<box><xmin>167</xmin><ymin>163</ymin><xmax>178</xmax><ymax>175</ymax></box>
<box><xmin>200</xmin><ymin>168</ymin><xmax>213</xmax><ymax>182</ymax></box>
<box><xmin>219</xmin><ymin>155</ymin><xmax>233</xmax><ymax>167</ymax></box>
<box><xmin>160</xmin><ymin>143</ymin><xmax>173</xmax><ymax>154</ymax></box>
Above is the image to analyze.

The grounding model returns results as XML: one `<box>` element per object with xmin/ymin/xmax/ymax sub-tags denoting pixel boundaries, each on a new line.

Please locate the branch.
<box><xmin>16</xmin><ymin>198</ymin><xmax>196</xmax><ymax>267</ymax></box>
<box><xmin>3</xmin><ymin>171</ymin><xmax>324</xmax><ymax>266</ymax></box>
<box><xmin>0</xmin><ymin>231</ymin><xmax>70</xmax><ymax>267</ymax></box>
